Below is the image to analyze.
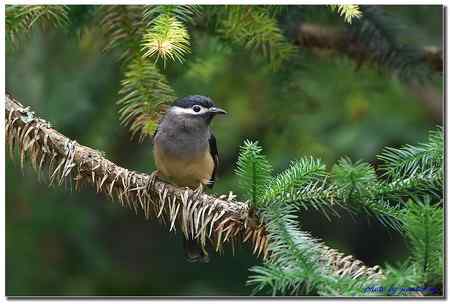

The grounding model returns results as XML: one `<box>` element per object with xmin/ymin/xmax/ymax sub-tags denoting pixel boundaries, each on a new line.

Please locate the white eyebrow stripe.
<box><xmin>171</xmin><ymin>106</ymin><xmax>208</xmax><ymax>115</ymax></box>
<box><xmin>172</xmin><ymin>106</ymin><xmax>193</xmax><ymax>114</ymax></box>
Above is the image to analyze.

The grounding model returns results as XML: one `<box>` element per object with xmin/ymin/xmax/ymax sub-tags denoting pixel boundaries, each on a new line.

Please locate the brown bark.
<box><xmin>295</xmin><ymin>23</ymin><xmax>442</xmax><ymax>73</ymax></box>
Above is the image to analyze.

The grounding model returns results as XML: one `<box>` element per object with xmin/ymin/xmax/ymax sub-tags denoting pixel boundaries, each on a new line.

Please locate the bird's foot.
<box><xmin>193</xmin><ymin>183</ymin><xmax>204</xmax><ymax>200</ymax></box>
<box><xmin>148</xmin><ymin>170</ymin><xmax>159</xmax><ymax>190</ymax></box>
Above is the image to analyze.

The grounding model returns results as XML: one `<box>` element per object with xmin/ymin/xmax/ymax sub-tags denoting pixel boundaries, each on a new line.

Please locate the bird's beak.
<box><xmin>208</xmin><ymin>107</ymin><xmax>227</xmax><ymax>115</ymax></box>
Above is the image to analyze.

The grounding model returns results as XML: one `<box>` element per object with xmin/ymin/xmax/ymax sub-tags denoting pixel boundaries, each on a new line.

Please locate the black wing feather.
<box><xmin>208</xmin><ymin>133</ymin><xmax>219</xmax><ymax>188</ymax></box>
<box><xmin>152</xmin><ymin>125</ymin><xmax>159</xmax><ymax>144</ymax></box>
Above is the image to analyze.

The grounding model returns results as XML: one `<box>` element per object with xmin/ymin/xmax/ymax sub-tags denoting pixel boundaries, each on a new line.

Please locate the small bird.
<box><xmin>152</xmin><ymin>95</ymin><xmax>227</xmax><ymax>263</ymax></box>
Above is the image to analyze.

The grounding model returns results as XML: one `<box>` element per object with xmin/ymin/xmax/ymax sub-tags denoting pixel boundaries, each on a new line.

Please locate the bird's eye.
<box><xmin>192</xmin><ymin>105</ymin><xmax>201</xmax><ymax>113</ymax></box>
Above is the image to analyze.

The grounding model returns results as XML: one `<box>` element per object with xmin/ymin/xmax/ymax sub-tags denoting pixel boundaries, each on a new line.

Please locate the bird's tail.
<box><xmin>183</xmin><ymin>238</ymin><xmax>210</xmax><ymax>263</ymax></box>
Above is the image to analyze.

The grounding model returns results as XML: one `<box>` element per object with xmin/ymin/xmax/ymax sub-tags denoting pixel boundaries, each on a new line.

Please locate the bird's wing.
<box><xmin>208</xmin><ymin>133</ymin><xmax>219</xmax><ymax>188</ymax></box>
<box><xmin>152</xmin><ymin>126</ymin><xmax>159</xmax><ymax>144</ymax></box>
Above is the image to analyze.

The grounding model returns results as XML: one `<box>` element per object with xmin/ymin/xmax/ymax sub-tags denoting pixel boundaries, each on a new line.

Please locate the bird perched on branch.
<box><xmin>152</xmin><ymin>95</ymin><xmax>227</xmax><ymax>263</ymax></box>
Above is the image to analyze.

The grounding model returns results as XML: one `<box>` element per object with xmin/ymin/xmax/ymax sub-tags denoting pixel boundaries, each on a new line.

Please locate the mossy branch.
<box><xmin>5</xmin><ymin>93</ymin><xmax>383</xmax><ymax>281</ymax></box>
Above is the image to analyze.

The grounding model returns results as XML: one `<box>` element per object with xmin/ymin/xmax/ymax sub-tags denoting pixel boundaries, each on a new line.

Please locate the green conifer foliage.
<box><xmin>5</xmin><ymin>4</ymin><xmax>443</xmax><ymax>296</ymax></box>
<box><xmin>237</xmin><ymin>128</ymin><xmax>442</xmax><ymax>295</ymax></box>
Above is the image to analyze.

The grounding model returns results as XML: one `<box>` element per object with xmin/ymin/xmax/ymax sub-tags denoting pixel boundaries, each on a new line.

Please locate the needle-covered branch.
<box><xmin>295</xmin><ymin>23</ymin><xmax>442</xmax><ymax>73</ymax></box>
<box><xmin>5</xmin><ymin>93</ymin><xmax>384</xmax><ymax>282</ymax></box>
<box><xmin>5</xmin><ymin>93</ymin><xmax>257</xmax><ymax>256</ymax></box>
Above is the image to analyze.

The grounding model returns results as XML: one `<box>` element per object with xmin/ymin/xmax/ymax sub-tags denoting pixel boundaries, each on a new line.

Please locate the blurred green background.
<box><xmin>6</xmin><ymin>5</ymin><xmax>442</xmax><ymax>296</ymax></box>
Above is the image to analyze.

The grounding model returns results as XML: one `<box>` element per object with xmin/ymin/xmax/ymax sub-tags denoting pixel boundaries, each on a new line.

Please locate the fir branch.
<box><xmin>117</xmin><ymin>57</ymin><xmax>176</xmax><ymax>141</ymax></box>
<box><xmin>141</xmin><ymin>14</ymin><xmax>191</xmax><ymax>66</ymax></box>
<box><xmin>240</xmin><ymin>142</ymin><xmax>385</xmax><ymax>295</ymax></box>
<box><xmin>6</xmin><ymin>6</ymin><xmax>28</xmax><ymax>46</ymax></box>
<box><xmin>143</xmin><ymin>5</ymin><xmax>201</xmax><ymax>25</ymax></box>
<box><xmin>283</xmin><ymin>181</ymin><xmax>342</xmax><ymax>220</ymax></box>
<box><xmin>6</xmin><ymin>93</ymin><xmax>384</xmax><ymax>284</ymax></box>
<box><xmin>249</xmin><ymin>263</ymin><xmax>305</xmax><ymax>296</ymax></box>
<box><xmin>264</xmin><ymin>157</ymin><xmax>327</xmax><ymax>202</ymax></box>
<box><xmin>329</xmin><ymin>5</ymin><xmax>362</xmax><ymax>24</ymax></box>
<box><xmin>332</xmin><ymin>157</ymin><xmax>377</xmax><ymax>199</ymax></box>
<box><xmin>141</xmin><ymin>5</ymin><xmax>200</xmax><ymax>66</ymax></box>
<box><xmin>235</xmin><ymin>140</ymin><xmax>273</xmax><ymax>207</ymax></box>
<box><xmin>263</xmin><ymin>205</ymin><xmax>332</xmax><ymax>294</ymax></box>
<box><xmin>96</xmin><ymin>5</ymin><xmax>179</xmax><ymax>140</ymax></box>
<box><xmin>261</xmin><ymin>156</ymin><xmax>404</xmax><ymax>231</ymax></box>
<box><xmin>246</xmin><ymin>167</ymin><xmax>439</xmax><ymax>296</ymax></box>
<box><xmin>5</xmin><ymin>93</ymin><xmax>254</xmax><ymax>257</ymax></box>
<box><xmin>379</xmin><ymin>263</ymin><xmax>424</xmax><ymax>296</ymax></box>
<box><xmin>241</xmin><ymin>134</ymin><xmax>441</xmax><ymax>295</ymax></box>
<box><xmin>6</xmin><ymin>5</ymin><xmax>69</xmax><ymax>48</ymax></box>
<box><xmin>261</xmin><ymin>157</ymin><xmax>337</xmax><ymax>219</ymax></box>
<box><xmin>294</xmin><ymin>23</ymin><xmax>442</xmax><ymax>75</ymax></box>
<box><xmin>249</xmin><ymin>209</ymin><xmax>313</xmax><ymax>295</ymax></box>
<box><xmin>96</xmin><ymin>5</ymin><xmax>144</xmax><ymax>63</ymax></box>
<box><xmin>348</xmin><ymin>197</ymin><xmax>404</xmax><ymax>232</ymax></box>
<box><xmin>262</xmin><ymin>5</ymin><xmax>290</xmax><ymax>17</ymax></box>
<box><xmin>319</xmin><ymin>262</ymin><xmax>423</xmax><ymax>296</ymax></box>
<box><xmin>376</xmin><ymin>171</ymin><xmax>443</xmax><ymax>202</ymax></box>
<box><xmin>348</xmin><ymin>5</ymin><xmax>438</xmax><ymax>81</ymax></box>
<box><xmin>330</xmin><ymin>158</ymin><xmax>404</xmax><ymax>231</ymax></box>
<box><xmin>377</xmin><ymin>128</ymin><xmax>443</xmax><ymax>180</ymax></box>
<box><xmin>248</xmin><ymin>206</ymin><xmax>326</xmax><ymax>295</ymax></box>
<box><xmin>402</xmin><ymin>197</ymin><xmax>443</xmax><ymax>285</ymax></box>
<box><xmin>215</xmin><ymin>6</ymin><xmax>296</xmax><ymax>69</ymax></box>
<box><xmin>281</xmin><ymin>168</ymin><xmax>442</xmax><ymax>234</ymax></box>
<box><xmin>248</xmin><ymin>203</ymin><xmax>384</xmax><ymax>296</ymax></box>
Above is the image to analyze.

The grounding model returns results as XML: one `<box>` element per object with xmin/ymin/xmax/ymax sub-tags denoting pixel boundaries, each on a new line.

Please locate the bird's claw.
<box><xmin>193</xmin><ymin>183</ymin><xmax>204</xmax><ymax>200</ymax></box>
<box><xmin>149</xmin><ymin>170</ymin><xmax>159</xmax><ymax>190</ymax></box>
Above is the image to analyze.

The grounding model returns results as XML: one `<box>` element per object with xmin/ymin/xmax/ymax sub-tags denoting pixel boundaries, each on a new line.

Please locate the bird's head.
<box><xmin>169</xmin><ymin>95</ymin><xmax>227</xmax><ymax>125</ymax></box>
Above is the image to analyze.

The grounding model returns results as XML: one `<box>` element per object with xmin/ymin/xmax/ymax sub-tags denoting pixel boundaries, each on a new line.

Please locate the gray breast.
<box><xmin>155</xmin><ymin>113</ymin><xmax>210</xmax><ymax>159</ymax></box>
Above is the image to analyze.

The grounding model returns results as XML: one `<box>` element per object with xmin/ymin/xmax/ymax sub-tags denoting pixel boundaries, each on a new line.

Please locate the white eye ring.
<box><xmin>192</xmin><ymin>105</ymin><xmax>201</xmax><ymax>113</ymax></box>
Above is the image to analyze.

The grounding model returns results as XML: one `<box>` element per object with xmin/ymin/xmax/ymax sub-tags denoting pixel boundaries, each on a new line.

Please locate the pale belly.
<box><xmin>154</xmin><ymin>147</ymin><xmax>214</xmax><ymax>188</ymax></box>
